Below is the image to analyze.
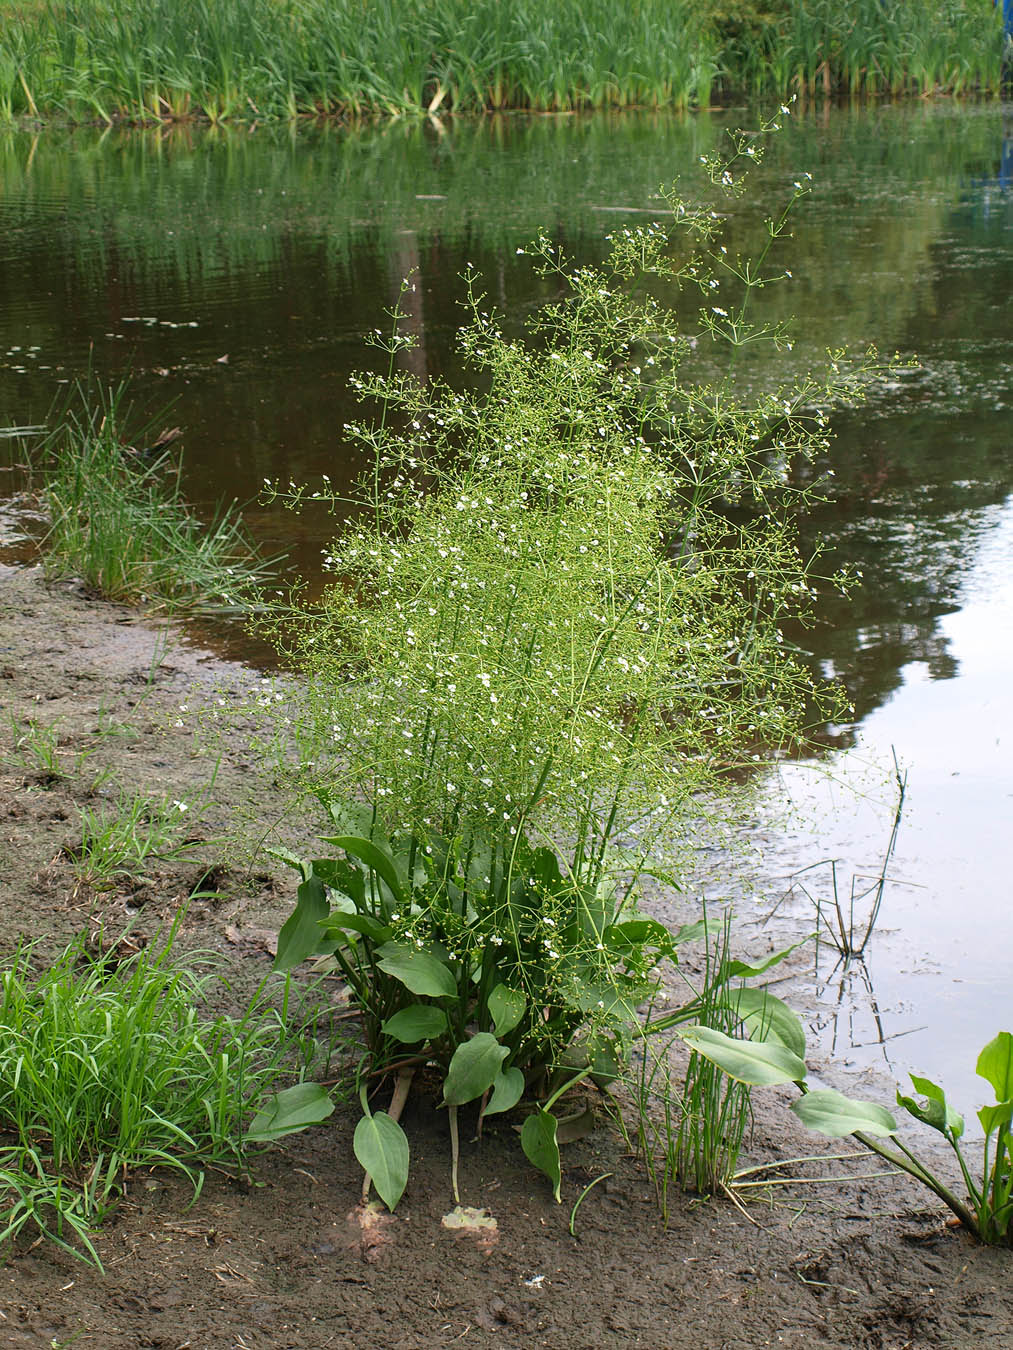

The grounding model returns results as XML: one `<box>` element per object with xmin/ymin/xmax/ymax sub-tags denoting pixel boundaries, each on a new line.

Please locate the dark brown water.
<box><xmin>2</xmin><ymin>103</ymin><xmax>1011</xmax><ymax>1111</ymax></box>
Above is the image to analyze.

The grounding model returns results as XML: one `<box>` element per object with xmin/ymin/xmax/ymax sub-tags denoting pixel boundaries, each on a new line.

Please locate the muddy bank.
<box><xmin>0</xmin><ymin>563</ymin><xmax>1009</xmax><ymax>1349</ymax></box>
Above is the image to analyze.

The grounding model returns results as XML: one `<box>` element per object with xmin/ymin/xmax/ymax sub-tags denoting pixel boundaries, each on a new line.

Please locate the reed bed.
<box><xmin>1</xmin><ymin>0</ymin><xmax>716</xmax><ymax>123</ymax></box>
<box><xmin>0</xmin><ymin>0</ymin><xmax>1002</xmax><ymax>125</ymax></box>
<box><xmin>725</xmin><ymin>0</ymin><xmax>1003</xmax><ymax>99</ymax></box>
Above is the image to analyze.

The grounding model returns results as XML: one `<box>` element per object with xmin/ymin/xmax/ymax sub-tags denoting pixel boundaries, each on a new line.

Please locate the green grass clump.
<box><xmin>69</xmin><ymin>790</ymin><xmax>202</xmax><ymax>889</ymax></box>
<box><xmin>0</xmin><ymin>922</ymin><xmax>319</xmax><ymax>1265</ymax></box>
<box><xmin>31</xmin><ymin>381</ymin><xmax>279</xmax><ymax>614</ymax></box>
<box><xmin>633</xmin><ymin>911</ymin><xmax>754</xmax><ymax>1219</ymax></box>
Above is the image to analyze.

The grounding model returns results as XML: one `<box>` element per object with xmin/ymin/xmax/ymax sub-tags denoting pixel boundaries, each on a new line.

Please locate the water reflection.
<box><xmin>2</xmin><ymin>102</ymin><xmax>1012</xmax><ymax>1101</ymax></box>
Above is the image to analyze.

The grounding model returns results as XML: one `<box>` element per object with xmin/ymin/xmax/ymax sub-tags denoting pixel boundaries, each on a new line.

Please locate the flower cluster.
<box><xmin>262</xmin><ymin>120</ymin><xmax>873</xmax><ymax>933</ymax></box>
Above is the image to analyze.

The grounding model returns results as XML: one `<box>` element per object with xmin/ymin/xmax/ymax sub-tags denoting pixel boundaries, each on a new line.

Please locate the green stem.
<box><xmin>449</xmin><ymin>1104</ymin><xmax>461</xmax><ymax>1205</ymax></box>
<box><xmin>851</xmin><ymin>1130</ymin><xmax>980</xmax><ymax>1238</ymax></box>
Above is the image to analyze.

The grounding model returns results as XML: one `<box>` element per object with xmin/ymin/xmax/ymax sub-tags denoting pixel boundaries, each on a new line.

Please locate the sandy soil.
<box><xmin>0</xmin><ymin>562</ymin><xmax>1009</xmax><ymax>1350</ymax></box>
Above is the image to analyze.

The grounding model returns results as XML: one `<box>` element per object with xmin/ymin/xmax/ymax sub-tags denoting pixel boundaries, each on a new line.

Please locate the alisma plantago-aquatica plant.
<box><xmin>247</xmin><ymin>117</ymin><xmax>884</xmax><ymax>1207</ymax></box>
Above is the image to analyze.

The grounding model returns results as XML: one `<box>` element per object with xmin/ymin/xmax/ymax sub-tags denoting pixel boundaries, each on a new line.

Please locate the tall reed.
<box><xmin>1</xmin><ymin>0</ymin><xmax>717</xmax><ymax>122</ymax></box>
<box><xmin>725</xmin><ymin>0</ymin><xmax>1002</xmax><ymax>99</ymax></box>
<box><xmin>2</xmin><ymin>0</ymin><xmax>999</xmax><ymax>125</ymax></box>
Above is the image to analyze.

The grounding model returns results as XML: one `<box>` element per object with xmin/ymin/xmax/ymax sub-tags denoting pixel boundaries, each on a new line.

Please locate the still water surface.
<box><xmin>1</xmin><ymin>103</ymin><xmax>1010</xmax><ymax>1112</ymax></box>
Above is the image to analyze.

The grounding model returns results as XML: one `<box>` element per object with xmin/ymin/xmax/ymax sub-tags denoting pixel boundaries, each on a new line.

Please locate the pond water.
<box><xmin>1</xmin><ymin>102</ymin><xmax>1010</xmax><ymax>1116</ymax></box>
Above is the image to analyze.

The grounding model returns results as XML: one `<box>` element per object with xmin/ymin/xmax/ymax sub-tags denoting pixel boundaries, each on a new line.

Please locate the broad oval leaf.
<box><xmin>531</xmin><ymin>845</ymin><xmax>564</xmax><ymax>891</ymax></box>
<box><xmin>589</xmin><ymin>1035</ymin><xmax>623</xmax><ymax>1088</ymax></box>
<box><xmin>318</xmin><ymin>796</ymin><xmax>377</xmax><ymax>838</ymax></box>
<box><xmin>488</xmin><ymin>984</ymin><xmax>526</xmax><ymax>1037</ymax></box>
<box><xmin>720</xmin><ymin>988</ymin><xmax>807</xmax><ymax>1060</ymax></box>
<box><xmin>376</xmin><ymin>942</ymin><xmax>457</xmax><ymax>998</ymax></box>
<box><xmin>482</xmin><ymin>1066</ymin><xmax>525</xmax><ymax>1117</ymax></box>
<box><xmin>321</xmin><ymin>835</ymin><xmax>406</xmax><ymax>908</ymax></box>
<box><xmin>353</xmin><ymin>1110</ymin><xmax>410</xmax><ymax>1212</ymax></box>
<box><xmin>561</xmin><ymin>972</ymin><xmax>653</xmax><ymax>1026</ymax></box>
<box><xmin>671</xmin><ymin>917</ymin><xmax>714</xmax><ymax>947</ymax></box>
<box><xmin>977</xmin><ymin>1032</ymin><xmax>1013</xmax><ymax>1102</ymax></box>
<box><xmin>443</xmin><ymin>1032</ymin><xmax>509</xmax><ymax>1106</ymax></box>
<box><xmin>678</xmin><ymin>1025</ymin><xmax>806</xmax><ymax>1086</ymax></box>
<box><xmin>265</xmin><ymin>845</ymin><xmax>312</xmax><ymax>882</ymax></box>
<box><xmin>245</xmin><ymin>1082</ymin><xmax>334</xmax><ymax>1142</ymax></box>
<box><xmin>521</xmin><ymin>1109</ymin><xmax>561</xmax><ymax>1202</ymax></box>
<box><xmin>382</xmin><ymin>1004</ymin><xmax>448</xmax><ymax>1044</ymax></box>
<box><xmin>793</xmin><ymin>1088</ymin><xmax>898</xmax><ymax>1139</ymax></box>
<box><xmin>606</xmin><ymin>918</ymin><xmax>675</xmax><ymax>955</ymax></box>
<box><xmin>274</xmin><ymin>875</ymin><xmax>330</xmax><ymax>972</ymax></box>
<box><xmin>310</xmin><ymin>856</ymin><xmax>367</xmax><ymax>905</ymax></box>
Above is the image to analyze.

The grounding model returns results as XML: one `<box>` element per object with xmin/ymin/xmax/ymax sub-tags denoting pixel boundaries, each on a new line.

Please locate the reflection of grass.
<box><xmin>33</xmin><ymin>381</ymin><xmax>280</xmax><ymax>614</ymax></box>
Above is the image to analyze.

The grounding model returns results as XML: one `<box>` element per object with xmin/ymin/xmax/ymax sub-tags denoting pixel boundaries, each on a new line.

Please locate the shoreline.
<box><xmin>1</xmin><ymin>559</ymin><xmax>1009</xmax><ymax>1346</ymax></box>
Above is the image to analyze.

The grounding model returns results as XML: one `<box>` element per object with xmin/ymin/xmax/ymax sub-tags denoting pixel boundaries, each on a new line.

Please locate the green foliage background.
<box><xmin>0</xmin><ymin>0</ymin><xmax>1003</xmax><ymax>124</ymax></box>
